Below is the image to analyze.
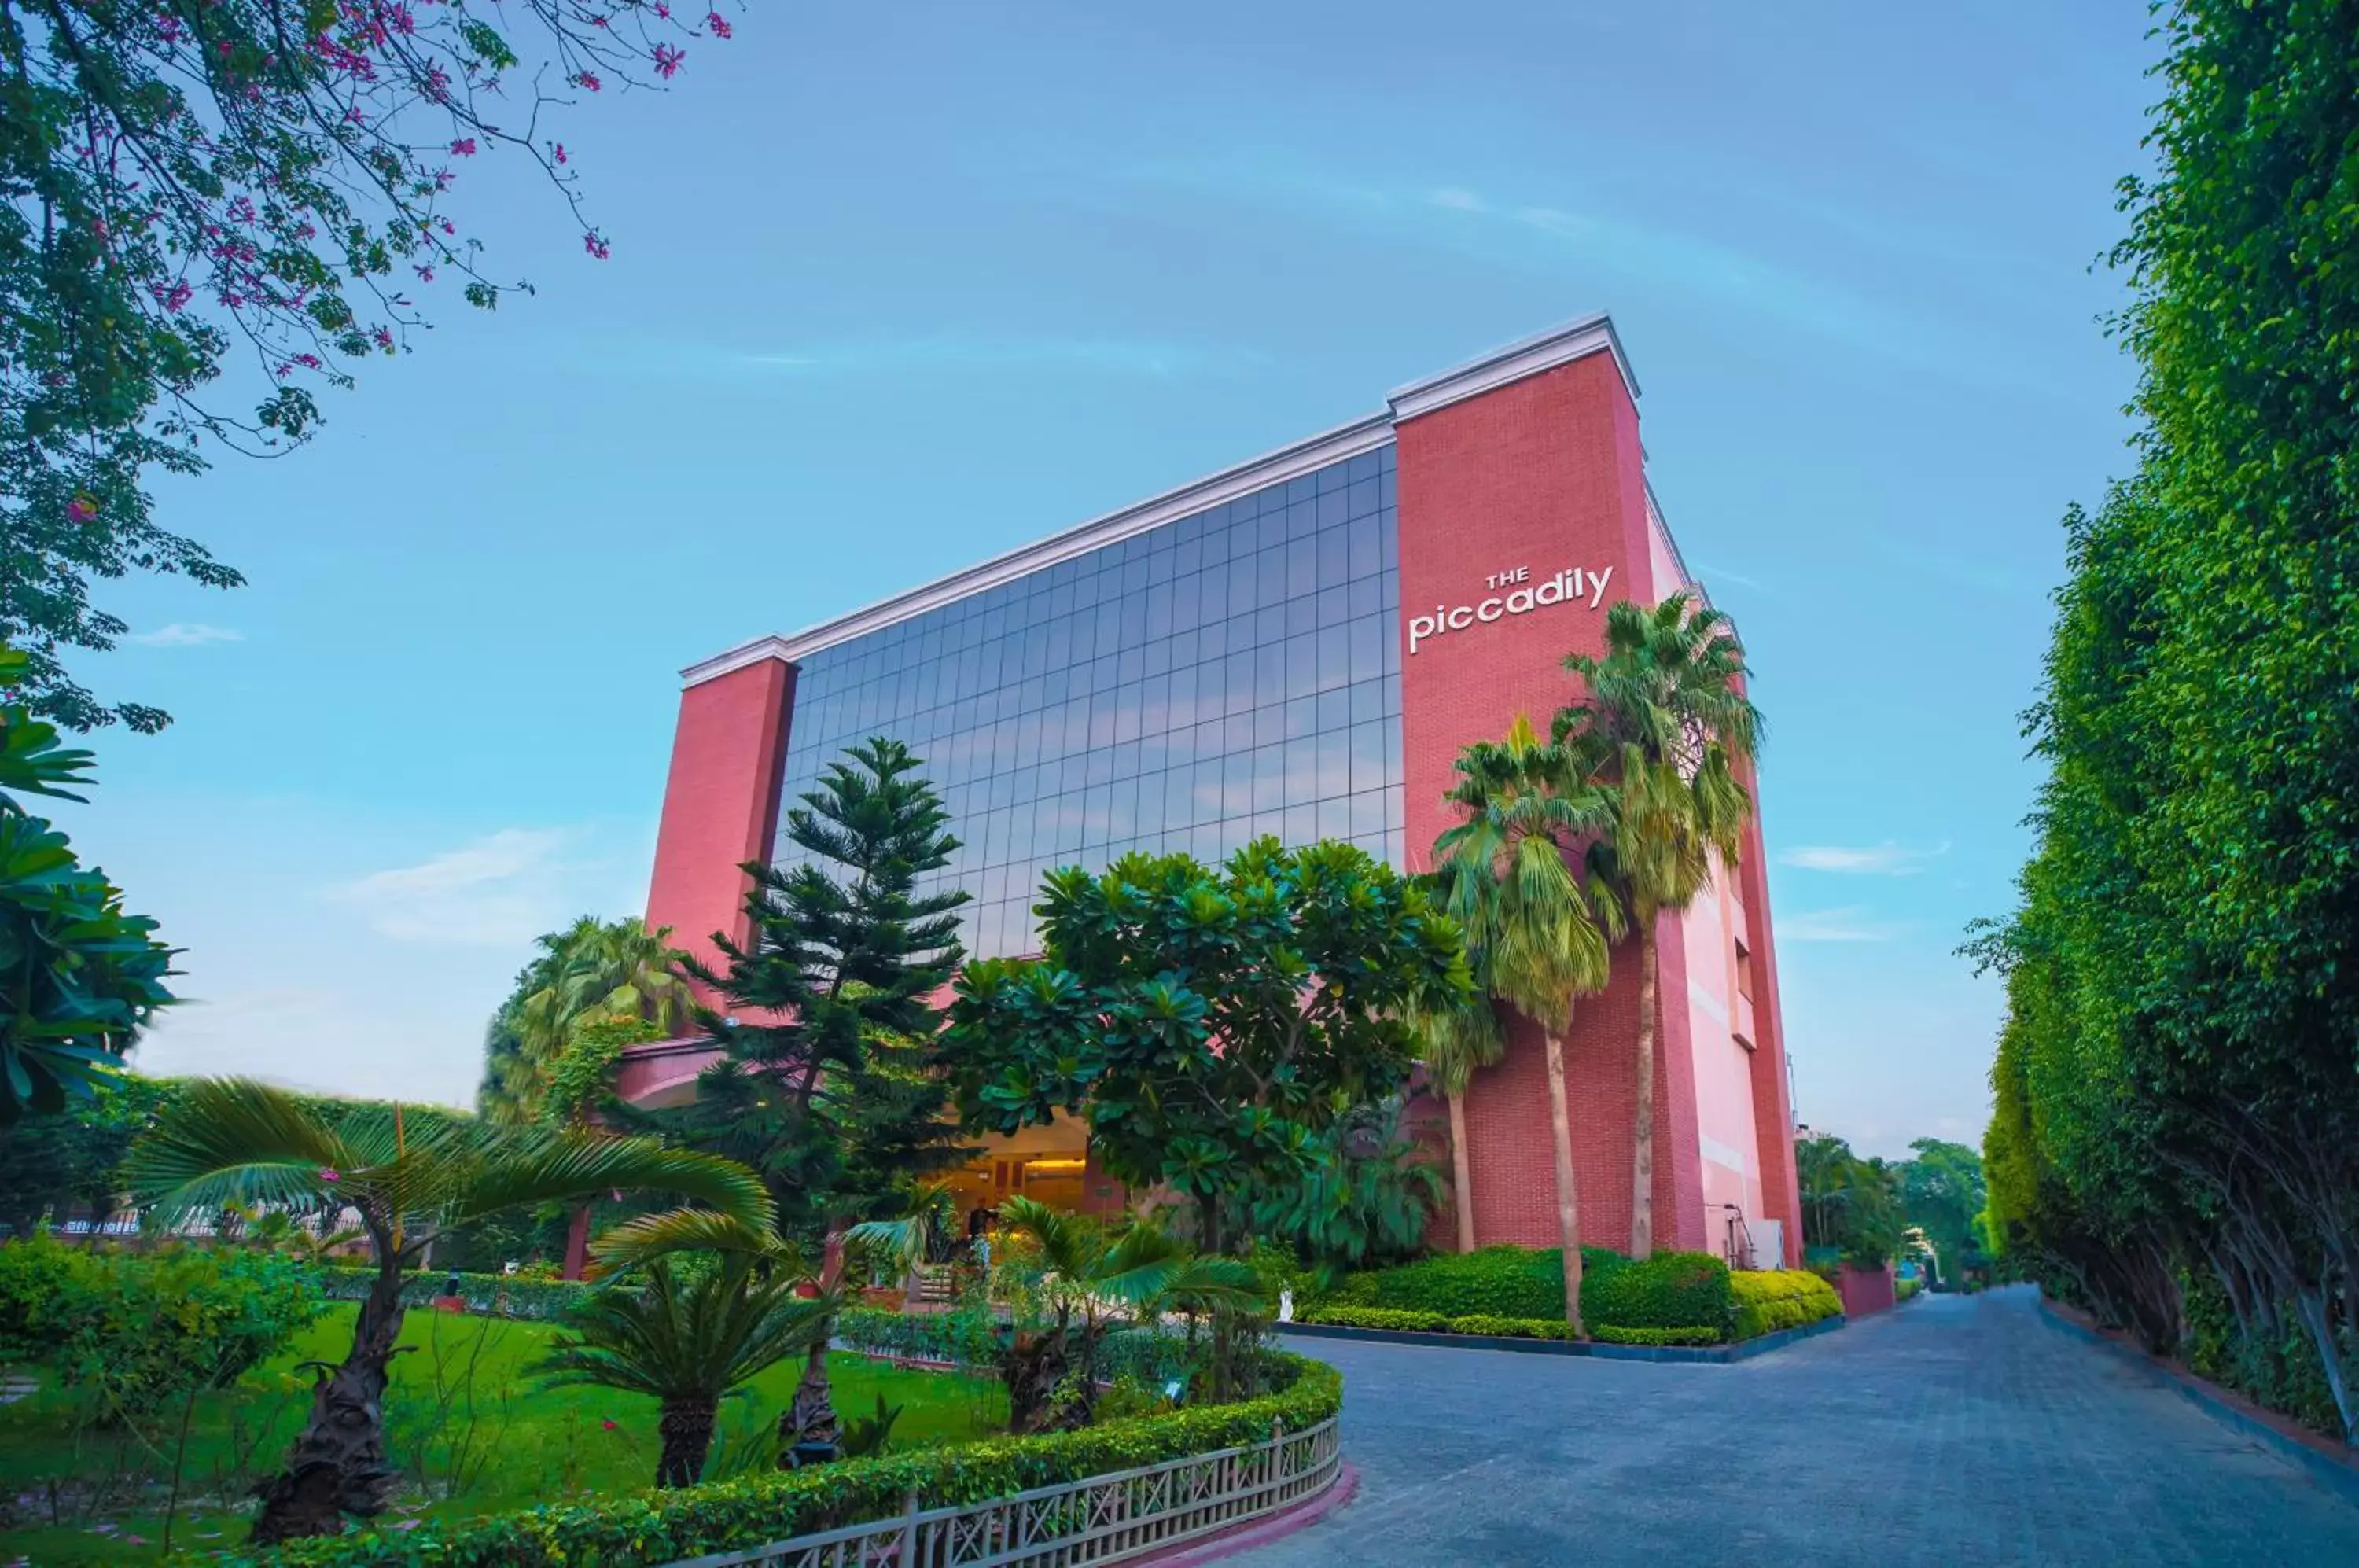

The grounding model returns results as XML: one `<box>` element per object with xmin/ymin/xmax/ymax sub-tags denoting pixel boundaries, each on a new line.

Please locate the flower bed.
<box><xmin>237</xmin><ymin>1353</ymin><xmax>1341</xmax><ymax>1567</ymax></box>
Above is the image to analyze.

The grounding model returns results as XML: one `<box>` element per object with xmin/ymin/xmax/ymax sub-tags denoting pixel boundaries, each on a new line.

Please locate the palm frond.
<box><xmin>123</xmin><ymin>1078</ymin><xmax>356</xmax><ymax>1216</ymax></box>
<box><xmin>440</xmin><ymin>1130</ymin><xmax>775</xmax><ymax>1233</ymax></box>
<box><xmin>588</xmin><ymin>1208</ymin><xmax>797</xmax><ymax>1277</ymax></box>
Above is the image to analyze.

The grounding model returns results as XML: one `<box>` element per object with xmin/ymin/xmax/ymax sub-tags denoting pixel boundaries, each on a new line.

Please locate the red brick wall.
<box><xmin>1393</xmin><ymin>349</ymin><xmax>1720</xmax><ymax>1256</ymax></box>
<box><xmin>644</xmin><ymin>657</ymin><xmax>796</xmax><ymax>990</ymax></box>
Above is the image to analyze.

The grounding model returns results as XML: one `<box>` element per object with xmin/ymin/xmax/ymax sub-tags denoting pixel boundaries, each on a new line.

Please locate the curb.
<box><xmin>2036</xmin><ymin>1294</ymin><xmax>2359</xmax><ymax>1508</ymax></box>
<box><xmin>1277</xmin><ymin>1312</ymin><xmax>1846</xmax><ymax>1364</ymax></box>
<box><xmin>1142</xmin><ymin>1462</ymin><xmax>1359</xmax><ymax>1566</ymax></box>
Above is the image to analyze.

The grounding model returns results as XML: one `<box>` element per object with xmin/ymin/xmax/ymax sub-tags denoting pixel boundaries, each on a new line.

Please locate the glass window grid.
<box><xmin>774</xmin><ymin>446</ymin><xmax>1404</xmax><ymax>961</ymax></box>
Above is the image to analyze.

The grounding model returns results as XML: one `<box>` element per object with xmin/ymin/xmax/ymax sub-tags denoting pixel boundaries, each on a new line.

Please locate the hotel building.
<box><xmin>618</xmin><ymin>313</ymin><xmax>1801</xmax><ymax>1265</ymax></box>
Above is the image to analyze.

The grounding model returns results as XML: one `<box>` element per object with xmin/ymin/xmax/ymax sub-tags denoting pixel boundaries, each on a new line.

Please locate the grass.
<box><xmin>0</xmin><ymin>1301</ymin><xmax>1007</xmax><ymax>1564</ymax></box>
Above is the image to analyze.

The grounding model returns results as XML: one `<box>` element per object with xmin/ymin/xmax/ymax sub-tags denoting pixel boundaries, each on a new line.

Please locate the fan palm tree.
<box><xmin>534</xmin><ymin>1255</ymin><xmax>835</xmax><ymax>1487</ymax></box>
<box><xmin>1406</xmin><ymin>881</ymin><xmax>1506</xmax><ymax>1254</ymax></box>
<box><xmin>1555</xmin><ymin>593</ymin><xmax>1760</xmax><ymax>1260</ymax></box>
<box><xmin>845</xmin><ymin>1179</ymin><xmax>959</xmax><ymax>1300</ymax></box>
<box><xmin>1431</xmin><ymin>715</ymin><xmax>1624</xmax><ymax>1334</ymax></box>
<box><xmin>124</xmin><ymin>1079</ymin><xmax>772</xmax><ymax>1544</ymax></box>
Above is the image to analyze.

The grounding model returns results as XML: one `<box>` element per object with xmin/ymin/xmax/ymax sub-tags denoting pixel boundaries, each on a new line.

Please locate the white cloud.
<box><xmin>127</xmin><ymin>623</ymin><xmax>244</xmax><ymax>648</ymax></box>
<box><xmin>1779</xmin><ymin>841</ymin><xmax>1950</xmax><ymax>875</ymax></box>
<box><xmin>328</xmin><ymin>828</ymin><xmax>582</xmax><ymax>947</ymax></box>
<box><xmin>1779</xmin><ymin>905</ymin><xmax>1897</xmax><ymax>944</ymax></box>
<box><xmin>1427</xmin><ymin>187</ymin><xmax>1487</xmax><ymax>212</ymax></box>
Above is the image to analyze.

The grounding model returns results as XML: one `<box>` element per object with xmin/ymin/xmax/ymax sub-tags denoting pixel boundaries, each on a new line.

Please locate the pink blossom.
<box><xmin>602</xmin><ymin>1419</ymin><xmax>619</xmax><ymax>1430</ymax></box>
<box><xmin>553</xmin><ymin>142</ymin><xmax>568</xmax><ymax>165</ymax></box>
<box><xmin>415</xmin><ymin>264</ymin><xmax>435</xmax><ymax>282</ymax></box>
<box><xmin>653</xmin><ymin>43</ymin><xmax>683</xmax><ymax>79</ymax></box>
<box><xmin>591</xmin><ymin>11</ymin><xmax>608</xmax><ymax>24</ymax></box>
<box><xmin>67</xmin><ymin>495</ymin><xmax>98</xmax><ymax>524</ymax></box>
<box><xmin>576</xmin><ymin>70</ymin><xmax>601</xmax><ymax>91</ymax></box>
<box><xmin>318</xmin><ymin>1169</ymin><xmax>340</xmax><ymax>1183</ymax></box>
<box><xmin>655</xmin><ymin>1</ymin><xmax>670</xmax><ymax>15</ymax></box>
<box><xmin>583</xmin><ymin>230</ymin><xmax>610</xmax><ymax>259</ymax></box>
<box><xmin>295</xmin><ymin>353</ymin><xmax>322</xmax><ymax>369</ymax></box>
<box><xmin>152</xmin><ymin>279</ymin><xmax>193</xmax><ymax>312</ymax></box>
<box><xmin>374</xmin><ymin>326</ymin><xmax>394</xmax><ymax>349</ymax></box>
<box><xmin>450</xmin><ymin>137</ymin><xmax>477</xmax><ymax>156</ymax></box>
<box><xmin>707</xmin><ymin>11</ymin><xmax>731</xmax><ymax>38</ymax></box>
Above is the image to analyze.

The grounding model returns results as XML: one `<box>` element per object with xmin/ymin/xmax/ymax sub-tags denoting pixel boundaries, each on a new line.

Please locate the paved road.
<box><xmin>1238</xmin><ymin>1286</ymin><xmax>2359</xmax><ymax>1567</ymax></box>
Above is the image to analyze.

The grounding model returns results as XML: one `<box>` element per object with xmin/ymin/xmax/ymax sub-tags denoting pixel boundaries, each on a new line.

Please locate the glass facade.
<box><xmin>773</xmin><ymin>445</ymin><xmax>1404</xmax><ymax>961</ymax></box>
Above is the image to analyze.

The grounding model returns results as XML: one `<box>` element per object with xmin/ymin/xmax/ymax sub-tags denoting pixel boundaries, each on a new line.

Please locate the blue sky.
<box><xmin>64</xmin><ymin>3</ymin><xmax>2154</xmax><ymax>1156</ymax></box>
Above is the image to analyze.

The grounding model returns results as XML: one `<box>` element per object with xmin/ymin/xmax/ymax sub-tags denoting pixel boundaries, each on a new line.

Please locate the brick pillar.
<box><xmin>645</xmin><ymin>651</ymin><xmax>797</xmax><ymax>996</ymax></box>
<box><xmin>1733</xmin><ymin>745</ymin><xmax>1804</xmax><ymax>1264</ymax></box>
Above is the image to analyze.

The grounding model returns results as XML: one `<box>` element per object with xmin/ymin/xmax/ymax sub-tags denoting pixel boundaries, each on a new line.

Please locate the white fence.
<box><xmin>668</xmin><ymin>1415</ymin><xmax>1342</xmax><ymax>1568</ymax></box>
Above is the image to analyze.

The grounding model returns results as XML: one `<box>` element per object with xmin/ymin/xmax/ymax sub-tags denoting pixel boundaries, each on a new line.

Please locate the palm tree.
<box><xmin>991</xmin><ymin>1195</ymin><xmax>1263</xmax><ymax>1430</ymax></box>
<box><xmin>1555</xmin><ymin>592</ymin><xmax>1760</xmax><ymax>1260</ymax></box>
<box><xmin>125</xmin><ymin>1079</ymin><xmax>771</xmax><ymax>1544</ymax></box>
<box><xmin>484</xmin><ymin>916</ymin><xmax>698</xmax><ymax>1126</ymax></box>
<box><xmin>845</xmin><ymin>1179</ymin><xmax>960</xmax><ymax>1301</ymax></box>
<box><xmin>533</xmin><ymin>1255</ymin><xmax>834</xmax><ymax>1486</ymax></box>
<box><xmin>1431</xmin><ymin>715</ymin><xmax>1624</xmax><ymax>1334</ymax></box>
<box><xmin>1406</xmin><ymin>885</ymin><xmax>1505</xmax><ymax>1254</ymax></box>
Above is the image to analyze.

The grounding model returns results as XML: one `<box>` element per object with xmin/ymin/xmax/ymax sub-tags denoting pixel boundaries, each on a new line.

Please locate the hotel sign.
<box><xmin>1407</xmin><ymin>565</ymin><xmax>1614</xmax><ymax>655</ymax></box>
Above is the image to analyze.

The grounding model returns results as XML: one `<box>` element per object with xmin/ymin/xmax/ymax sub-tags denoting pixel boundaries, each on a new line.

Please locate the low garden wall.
<box><xmin>238</xmin><ymin>1354</ymin><xmax>1342</xmax><ymax>1568</ymax></box>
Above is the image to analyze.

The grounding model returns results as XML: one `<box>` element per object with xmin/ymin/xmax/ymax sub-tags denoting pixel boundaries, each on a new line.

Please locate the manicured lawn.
<box><xmin>0</xmin><ymin>1302</ymin><xmax>1007</xmax><ymax>1564</ymax></box>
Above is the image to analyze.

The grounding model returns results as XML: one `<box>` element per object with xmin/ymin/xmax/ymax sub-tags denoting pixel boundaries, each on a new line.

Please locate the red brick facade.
<box><xmin>643</xmin><ymin>653</ymin><xmax>796</xmax><ymax>988</ymax></box>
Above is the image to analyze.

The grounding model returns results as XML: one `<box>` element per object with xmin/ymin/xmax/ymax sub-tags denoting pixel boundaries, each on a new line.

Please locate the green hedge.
<box><xmin>1294</xmin><ymin>1305</ymin><xmax>1575</xmax><ymax>1341</ymax></box>
<box><xmin>1896</xmin><ymin>1276</ymin><xmax>1924</xmax><ymax>1303</ymax></box>
<box><xmin>317</xmin><ymin>1264</ymin><xmax>593</xmax><ymax>1322</ymax></box>
<box><xmin>1581</xmin><ymin>1251</ymin><xmax>1732</xmax><ymax>1336</ymax></box>
<box><xmin>832</xmin><ymin>1305</ymin><xmax>1198</xmax><ymax>1387</ymax></box>
<box><xmin>239</xmin><ymin>1354</ymin><xmax>1340</xmax><ymax>1567</ymax></box>
<box><xmin>1592</xmin><ymin>1324</ymin><xmax>1724</xmax><ymax>1347</ymax></box>
<box><xmin>1729</xmin><ymin>1268</ymin><xmax>1842</xmax><ymax>1340</ymax></box>
<box><xmin>1320</xmin><ymin>1245</ymin><xmax>1617</xmax><ymax>1320</ymax></box>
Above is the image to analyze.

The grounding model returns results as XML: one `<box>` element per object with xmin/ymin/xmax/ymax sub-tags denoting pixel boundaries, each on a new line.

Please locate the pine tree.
<box><xmin>654</xmin><ymin>737</ymin><xmax>970</xmax><ymax>1452</ymax></box>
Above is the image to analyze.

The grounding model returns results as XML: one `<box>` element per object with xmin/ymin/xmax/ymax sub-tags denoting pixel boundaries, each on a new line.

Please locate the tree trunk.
<box><xmin>779</xmin><ymin>1222</ymin><xmax>847</xmax><ymax>1460</ymax></box>
<box><xmin>1630</xmin><ymin>919</ymin><xmax>1660</xmax><ymax>1261</ymax></box>
<box><xmin>561</xmin><ymin>1202</ymin><xmax>591</xmax><ymax>1280</ymax></box>
<box><xmin>249</xmin><ymin>1253</ymin><xmax>407</xmax><ymax>1544</ymax></box>
<box><xmin>1542</xmin><ymin>1032</ymin><xmax>1586</xmax><ymax>1338</ymax></box>
<box><xmin>657</xmin><ymin>1397</ymin><xmax>718</xmax><ymax>1488</ymax></box>
<box><xmin>1448</xmin><ymin>1092</ymin><xmax>1477</xmax><ymax>1253</ymax></box>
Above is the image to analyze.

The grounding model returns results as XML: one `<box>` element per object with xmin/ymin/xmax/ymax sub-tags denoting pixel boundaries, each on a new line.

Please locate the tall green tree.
<box><xmin>653</xmin><ymin>737</ymin><xmax>970</xmax><ymax>1452</ymax></box>
<box><xmin>1898</xmin><ymin>1138</ymin><xmax>1986</xmax><ymax>1285</ymax></box>
<box><xmin>1978</xmin><ymin>0</ymin><xmax>2359</xmax><ymax>1445</ymax></box>
<box><xmin>1429</xmin><ymin>715</ymin><xmax>1621</xmax><ymax>1334</ymax></box>
<box><xmin>942</xmin><ymin>838</ymin><xmax>1467</xmax><ymax>1255</ymax></box>
<box><xmin>1555</xmin><ymin>593</ymin><xmax>1760</xmax><ymax>1260</ymax></box>
<box><xmin>125</xmin><ymin>1078</ymin><xmax>771</xmax><ymax>1543</ymax></box>
<box><xmin>477</xmin><ymin>916</ymin><xmax>696</xmax><ymax>1124</ymax></box>
<box><xmin>2</xmin><ymin>0</ymin><xmax>742</xmax><ymax>731</ymax></box>
<box><xmin>0</xmin><ymin>646</ymin><xmax>173</xmax><ymax>1120</ymax></box>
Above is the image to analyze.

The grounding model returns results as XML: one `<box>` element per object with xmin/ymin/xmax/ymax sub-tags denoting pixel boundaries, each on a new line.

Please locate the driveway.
<box><xmin>1238</xmin><ymin>1286</ymin><xmax>2359</xmax><ymax>1566</ymax></box>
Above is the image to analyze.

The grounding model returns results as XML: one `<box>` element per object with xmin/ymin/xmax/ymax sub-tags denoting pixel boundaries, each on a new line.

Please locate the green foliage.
<box><xmin>947</xmin><ymin>838</ymin><xmax>1467</xmax><ymax>1250</ymax></box>
<box><xmin>1321</xmin><ymin>1244</ymin><xmax>1611</xmax><ymax>1320</ymax></box>
<box><xmin>1976</xmin><ymin>0</ymin><xmax>2359</xmax><ymax>1443</ymax></box>
<box><xmin>1590</xmin><ymin>1324</ymin><xmax>1724</xmax><ymax>1348</ymax></box>
<box><xmin>830</xmin><ymin>1305</ymin><xmax>1201</xmax><ymax>1391</ymax></box>
<box><xmin>1730</xmin><ymin>1269</ymin><xmax>1842</xmax><ymax>1340</ymax></box>
<box><xmin>654</xmin><ymin>738</ymin><xmax>973</xmax><ymax>1238</ymax></box>
<box><xmin>837</xmin><ymin>1393</ymin><xmax>903</xmax><ymax>1459</ymax></box>
<box><xmin>1897</xmin><ymin>1139</ymin><xmax>1986</xmax><ymax>1284</ymax></box>
<box><xmin>316</xmin><ymin>1264</ymin><xmax>592</xmax><ymax>1323</ymax></box>
<box><xmin>1295</xmin><ymin>1304</ymin><xmax>1577</xmax><ymax>1341</ymax></box>
<box><xmin>481</xmin><ymin>920</ymin><xmax>697</xmax><ymax>1125</ymax></box>
<box><xmin>0</xmin><ymin>1071</ymin><xmax>171</xmax><ymax>1232</ymax></box>
<box><xmin>1895</xmin><ymin>1277</ymin><xmax>1923</xmax><ymax>1303</ymax></box>
<box><xmin>0</xmin><ymin>0</ymin><xmax>719</xmax><ymax>731</ymax></box>
<box><xmin>1250</xmin><ymin>1099</ymin><xmax>1444</xmax><ymax>1283</ymax></box>
<box><xmin>0</xmin><ymin>1235</ymin><xmax>318</xmax><ymax>1417</ymax></box>
<box><xmin>1795</xmin><ymin>1135</ymin><xmax>1905</xmax><ymax>1268</ymax></box>
<box><xmin>230</xmin><ymin>1355</ymin><xmax>1341</xmax><ymax>1568</ymax></box>
<box><xmin>1581</xmin><ymin>1251</ymin><xmax>1734</xmax><ymax>1336</ymax></box>
<box><xmin>0</xmin><ymin>649</ymin><xmax>175</xmax><ymax>1120</ymax></box>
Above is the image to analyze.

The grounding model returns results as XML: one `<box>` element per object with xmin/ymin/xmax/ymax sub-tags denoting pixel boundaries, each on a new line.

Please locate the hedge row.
<box><xmin>1318</xmin><ymin>1246</ymin><xmax>1738</xmax><ymax>1337</ymax></box>
<box><xmin>1896</xmin><ymin>1276</ymin><xmax>1924</xmax><ymax>1303</ymax></box>
<box><xmin>318</xmin><ymin>1265</ymin><xmax>592</xmax><ymax>1323</ymax></box>
<box><xmin>1591</xmin><ymin>1324</ymin><xmax>1724</xmax><ymax>1348</ymax></box>
<box><xmin>1295</xmin><ymin>1305</ymin><xmax>1575</xmax><ymax>1341</ymax></box>
<box><xmin>832</xmin><ymin>1306</ymin><xmax>1198</xmax><ymax>1386</ymax></box>
<box><xmin>1581</xmin><ymin>1252</ymin><xmax>1732</xmax><ymax>1334</ymax></box>
<box><xmin>241</xmin><ymin>1355</ymin><xmax>1340</xmax><ymax>1567</ymax></box>
<box><xmin>1729</xmin><ymin>1269</ymin><xmax>1842</xmax><ymax>1340</ymax></box>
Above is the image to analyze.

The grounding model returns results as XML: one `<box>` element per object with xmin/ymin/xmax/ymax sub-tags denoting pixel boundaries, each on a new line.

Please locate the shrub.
<box><xmin>237</xmin><ymin>1354</ymin><xmax>1341</xmax><ymax>1567</ymax></box>
<box><xmin>1320</xmin><ymin>1245</ymin><xmax>1619</xmax><ymax>1320</ymax></box>
<box><xmin>831</xmin><ymin>1305</ymin><xmax>1201</xmax><ymax>1389</ymax></box>
<box><xmin>1295</xmin><ymin>1305</ymin><xmax>1452</xmax><ymax>1332</ymax></box>
<box><xmin>1896</xmin><ymin>1276</ymin><xmax>1924</xmax><ymax>1303</ymax></box>
<box><xmin>318</xmin><ymin>1264</ymin><xmax>593</xmax><ymax>1322</ymax></box>
<box><xmin>0</xmin><ymin>1234</ymin><xmax>318</xmax><ymax>1416</ymax></box>
<box><xmin>1730</xmin><ymin>1269</ymin><xmax>1842</xmax><ymax>1340</ymax></box>
<box><xmin>1439</xmin><ymin>1313</ymin><xmax>1574</xmax><ymax>1341</ymax></box>
<box><xmin>1592</xmin><ymin>1324</ymin><xmax>1723</xmax><ymax>1348</ymax></box>
<box><xmin>1581</xmin><ymin>1250</ymin><xmax>1732</xmax><ymax>1336</ymax></box>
